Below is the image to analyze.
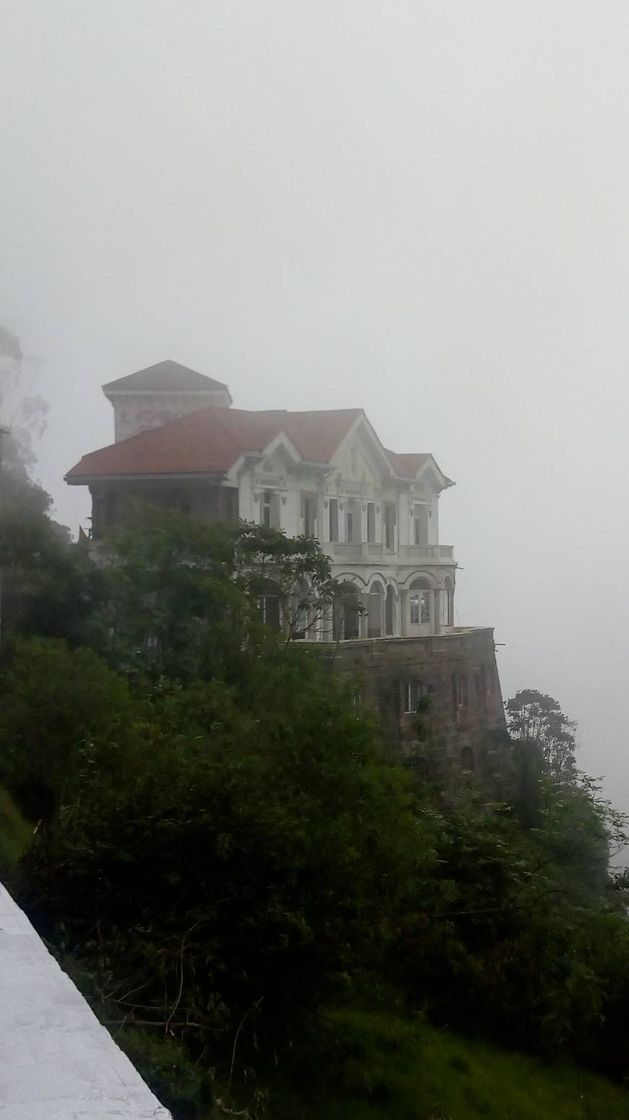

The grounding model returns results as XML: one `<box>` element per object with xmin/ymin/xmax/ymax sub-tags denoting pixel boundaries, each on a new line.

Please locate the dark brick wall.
<box><xmin>321</xmin><ymin>628</ymin><xmax>511</xmax><ymax>796</ymax></box>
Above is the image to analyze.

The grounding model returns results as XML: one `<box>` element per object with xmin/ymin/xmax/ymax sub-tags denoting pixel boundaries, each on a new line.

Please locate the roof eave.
<box><xmin>66</xmin><ymin>470</ymin><xmax>229</xmax><ymax>486</ymax></box>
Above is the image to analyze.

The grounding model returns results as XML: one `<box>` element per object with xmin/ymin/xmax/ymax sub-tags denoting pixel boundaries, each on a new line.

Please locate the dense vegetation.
<box><xmin>1</xmin><ymin>454</ymin><xmax>629</xmax><ymax>1117</ymax></box>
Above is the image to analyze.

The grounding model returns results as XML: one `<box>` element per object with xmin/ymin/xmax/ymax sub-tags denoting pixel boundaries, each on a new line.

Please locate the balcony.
<box><xmin>327</xmin><ymin>541</ymin><xmax>382</xmax><ymax>562</ymax></box>
<box><xmin>398</xmin><ymin>544</ymin><xmax>454</xmax><ymax>563</ymax></box>
<box><xmin>326</xmin><ymin>542</ymin><xmax>454</xmax><ymax>564</ymax></box>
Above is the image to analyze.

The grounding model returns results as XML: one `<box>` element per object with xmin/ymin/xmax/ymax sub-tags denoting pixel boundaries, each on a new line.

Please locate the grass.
<box><xmin>0</xmin><ymin>784</ymin><xmax>34</xmax><ymax>872</ymax></box>
<box><xmin>267</xmin><ymin>1008</ymin><xmax>629</xmax><ymax>1120</ymax></box>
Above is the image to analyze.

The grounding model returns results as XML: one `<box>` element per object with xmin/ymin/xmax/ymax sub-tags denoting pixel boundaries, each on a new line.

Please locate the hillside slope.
<box><xmin>268</xmin><ymin>1009</ymin><xmax>629</xmax><ymax>1120</ymax></box>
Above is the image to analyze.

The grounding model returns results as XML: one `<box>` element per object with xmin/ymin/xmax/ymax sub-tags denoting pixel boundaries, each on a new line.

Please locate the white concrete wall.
<box><xmin>0</xmin><ymin>882</ymin><xmax>172</xmax><ymax>1120</ymax></box>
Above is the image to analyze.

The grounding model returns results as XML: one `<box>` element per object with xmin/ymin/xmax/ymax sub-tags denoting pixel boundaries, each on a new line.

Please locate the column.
<box><xmin>399</xmin><ymin>589</ymin><xmax>408</xmax><ymax>637</ymax></box>
<box><xmin>433</xmin><ymin>588</ymin><xmax>441</xmax><ymax>636</ymax></box>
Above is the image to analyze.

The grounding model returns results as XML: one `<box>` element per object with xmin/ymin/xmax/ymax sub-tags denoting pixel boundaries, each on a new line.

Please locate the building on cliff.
<box><xmin>66</xmin><ymin>359</ymin><xmax>507</xmax><ymax>783</ymax></box>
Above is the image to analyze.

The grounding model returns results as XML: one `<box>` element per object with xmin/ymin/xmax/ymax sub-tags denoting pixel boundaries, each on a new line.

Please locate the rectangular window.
<box><xmin>329</xmin><ymin>498</ymin><xmax>339</xmax><ymax>542</ymax></box>
<box><xmin>351</xmin><ymin>688</ymin><xmax>364</xmax><ymax>709</ymax></box>
<box><xmin>474</xmin><ymin>665</ymin><xmax>488</xmax><ymax>711</ymax></box>
<box><xmin>458</xmin><ymin>674</ymin><xmax>468</xmax><ymax>708</ymax></box>
<box><xmin>303</xmin><ymin>495</ymin><xmax>316</xmax><ymax>537</ymax></box>
<box><xmin>452</xmin><ymin>673</ymin><xmax>469</xmax><ymax>712</ymax></box>
<box><xmin>410</xmin><ymin>591</ymin><xmax>420</xmax><ymax>625</ymax></box>
<box><xmin>384</xmin><ymin>504</ymin><xmax>396</xmax><ymax>550</ymax></box>
<box><xmin>367</xmin><ymin>502</ymin><xmax>376</xmax><ymax>543</ymax></box>
<box><xmin>262</xmin><ymin>490</ymin><xmax>272</xmax><ymax>529</ymax></box>
<box><xmin>262</xmin><ymin>490</ymin><xmax>280</xmax><ymax>529</ymax></box>
<box><xmin>404</xmin><ymin>679</ymin><xmax>425</xmax><ymax>713</ymax></box>
<box><xmin>346</xmin><ymin>510</ymin><xmax>354</xmax><ymax>542</ymax></box>
<box><xmin>414</xmin><ymin>505</ymin><xmax>428</xmax><ymax>547</ymax></box>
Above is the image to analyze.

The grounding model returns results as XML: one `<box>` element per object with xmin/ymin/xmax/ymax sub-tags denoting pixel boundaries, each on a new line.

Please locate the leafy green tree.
<box><xmin>505</xmin><ymin>689</ymin><xmax>577</xmax><ymax>783</ymax></box>
<box><xmin>98</xmin><ymin>503</ymin><xmax>246</xmax><ymax>681</ymax></box>
<box><xmin>394</xmin><ymin>796</ymin><xmax>629</xmax><ymax>1061</ymax></box>
<box><xmin>233</xmin><ymin>522</ymin><xmax>349</xmax><ymax>642</ymax></box>
<box><xmin>99</xmin><ymin>504</ymin><xmax>352</xmax><ymax>680</ymax></box>
<box><xmin>0</xmin><ymin>487</ymin><xmax>103</xmax><ymax>644</ymax></box>
<box><xmin>18</xmin><ymin>652</ymin><xmax>435</xmax><ymax>1084</ymax></box>
<box><xmin>0</xmin><ymin>637</ymin><xmax>138</xmax><ymax>821</ymax></box>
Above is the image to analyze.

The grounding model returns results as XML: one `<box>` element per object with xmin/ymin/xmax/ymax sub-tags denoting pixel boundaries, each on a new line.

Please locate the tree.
<box><xmin>0</xmin><ymin>323</ymin><xmax>48</xmax><ymax>473</ymax></box>
<box><xmin>0</xmin><ymin>468</ymin><xmax>103</xmax><ymax>645</ymax></box>
<box><xmin>234</xmin><ymin>522</ymin><xmax>349</xmax><ymax>643</ymax></box>
<box><xmin>0</xmin><ymin>323</ymin><xmax>99</xmax><ymax>645</ymax></box>
<box><xmin>505</xmin><ymin>689</ymin><xmax>577</xmax><ymax>782</ymax></box>
<box><xmin>16</xmin><ymin>650</ymin><xmax>435</xmax><ymax>1098</ymax></box>
<box><xmin>100</xmin><ymin>504</ymin><xmax>262</xmax><ymax>681</ymax></box>
<box><xmin>99</xmin><ymin>504</ymin><xmax>353</xmax><ymax>680</ymax></box>
<box><xmin>0</xmin><ymin>637</ymin><xmax>139</xmax><ymax>822</ymax></box>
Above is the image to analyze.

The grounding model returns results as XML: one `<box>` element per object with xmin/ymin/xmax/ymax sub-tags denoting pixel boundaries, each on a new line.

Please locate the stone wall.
<box><xmin>322</xmin><ymin>627</ymin><xmax>511</xmax><ymax>796</ymax></box>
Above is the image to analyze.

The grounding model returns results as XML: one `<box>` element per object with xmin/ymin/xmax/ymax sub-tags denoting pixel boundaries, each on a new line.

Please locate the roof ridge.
<box><xmin>103</xmin><ymin>359</ymin><xmax>229</xmax><ymax>394</ymax></box>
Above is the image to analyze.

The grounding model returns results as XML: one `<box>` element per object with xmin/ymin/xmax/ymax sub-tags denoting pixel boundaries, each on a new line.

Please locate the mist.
<box><xmin>2</xmin><ymin>0</ymin><xmax>629</xmax><ymax>821</ymax></box>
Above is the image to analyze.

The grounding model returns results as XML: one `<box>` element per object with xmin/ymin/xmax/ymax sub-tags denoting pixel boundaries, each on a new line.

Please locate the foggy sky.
<box><xmin>2</xmin><ymin>1</ymin><xmax>629</xmax><ymax>817</ymax></box>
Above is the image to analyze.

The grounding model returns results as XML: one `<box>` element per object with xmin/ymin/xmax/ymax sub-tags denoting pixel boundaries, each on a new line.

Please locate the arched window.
<box><xmin>460</xmin><ymin>745</ymin><xmax>475</xmax><ymax>772</ymax></box>
<box><xmin>368</xmin><ymin>579</ymin><xmax>384</xmax><ymax>638</ymax></box>
<box><xmin>409</xmin><ymin>578</ymin><xmax>431</xmax><ymax>626</ymax></box>
<box><xmin>333</xmin><ymin>581</ymin><xmax>361</xmax><ymax>641</ymax></box>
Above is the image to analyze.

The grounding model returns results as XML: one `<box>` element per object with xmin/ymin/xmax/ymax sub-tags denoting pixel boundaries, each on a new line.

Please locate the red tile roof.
<box><xmin>102</xmin><ymin>360</ymin><xmax>229</xmax><ymax>395</ymax></box>
<box><xmin>66</xmin><ymin>404</ymin><xmax>449</xmax><ymax>488</ymax></box>
<box><xmin>385</xmin><ymin>450</ymin><xmax>431</xmax><ymax>478</ymax></box>
<box><xmin>386</xmin><ymin>449</ymin><xmax>454</xmax><ymax>487</ymax></box>
<box><xmin>66</xmin><ymin>406</ymin><xmax>364</xmax><ymax>482</ymax></box>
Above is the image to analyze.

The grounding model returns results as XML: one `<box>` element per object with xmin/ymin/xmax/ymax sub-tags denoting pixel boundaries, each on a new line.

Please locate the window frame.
<box><xmin>329</xmin><ymin>498</ymin><xmax>339</xmax><ymax>542</ymax></box>
<box><xmin>403</xmin><ymin>678</ymin><xmax>425</xmax><ymax>713</ymax></box>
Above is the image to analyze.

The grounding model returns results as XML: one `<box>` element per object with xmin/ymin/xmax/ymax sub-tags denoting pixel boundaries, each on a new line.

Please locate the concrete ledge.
<box><xmin>0</xmin><ymin>882</ymin><xmax>172</xmax><ymax>1119</ymax></box>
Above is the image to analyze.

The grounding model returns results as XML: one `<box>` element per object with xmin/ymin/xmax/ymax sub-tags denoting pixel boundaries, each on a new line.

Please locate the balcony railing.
<box><xmin>398</xmin><ymin>544</ymin><xmax>454</xmax><ymax>562</ymax></box>
<box><xmin>326</xmin><ymin>542</ymin><xmax>454</xmax><ymax>563</ymax></box>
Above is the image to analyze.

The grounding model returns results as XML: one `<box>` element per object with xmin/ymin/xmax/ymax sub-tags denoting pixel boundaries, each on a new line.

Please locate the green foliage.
<box><xmin>100</xmin><ymin>504</ymin><xmax>250</xmax><ymax>681</ymax></box>
<box><xmin>506</xmin><ymin>688</ymin><xmax>578</xmax><ymax>783</ymax></box>
<box><xmin>0</xmin><ymin>783</ymin><xmax>33</xmax><ymax>873</ymax></box>
<box><xmin>98</xmin><ymin>505</ymin><xmax>360</xmax><ymax>681</ymax></box>
<box><xmin>269</xmin><ymin>1008</ymin><xmax>629</xmax><ymax>1120</ymax></box>
<box><xmin>17</xmin><ymin>646</ymin><xmax>436</xmax><ymax>1079</ymax></box>
<box><xmin>0</xmin><ymin>468</ymin><xmax>103</xmax><ymax>645</ymax></box>
<box><xmin>387</xmin><ymin>788</ymin><xmax>629</xmax><ymax>1066</ymax></box>
<box><xmin>0</xmin><ymin>637</ymin><xmax>138</xmax><ymax>820</ymax></box>
<box><xmin>233</xmin><ymin>521</ymin><xmax>346</xmax><ymax>642</ymax></box>
<box><xmin>4</xmin><ymin>506</ymin><xmax>629</xmax><ymax>1112</ymax></box>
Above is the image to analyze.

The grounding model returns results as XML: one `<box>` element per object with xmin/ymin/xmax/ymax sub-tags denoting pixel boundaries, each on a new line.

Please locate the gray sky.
<box><xmin>2</xmin><ymin>0</ymin><xmax>629</xmax><ymax>810</ymax></box>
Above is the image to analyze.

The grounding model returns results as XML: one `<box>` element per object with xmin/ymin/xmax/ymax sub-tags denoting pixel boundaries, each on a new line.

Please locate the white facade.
<box><xmin>226</xmin><ymin>413</ymin><xmax>456</xmax><ymax>642</ymax></box>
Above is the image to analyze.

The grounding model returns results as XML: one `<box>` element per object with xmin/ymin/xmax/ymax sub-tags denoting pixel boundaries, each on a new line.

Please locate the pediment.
<box><xmin>330</xmin><ymin>416</ymin><xmax>393</xmax><ymax>486</ymax></box>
